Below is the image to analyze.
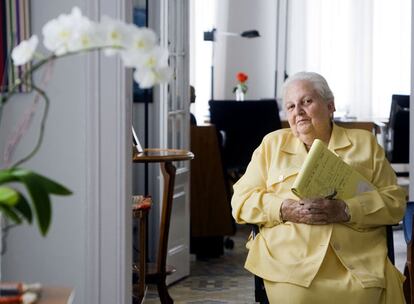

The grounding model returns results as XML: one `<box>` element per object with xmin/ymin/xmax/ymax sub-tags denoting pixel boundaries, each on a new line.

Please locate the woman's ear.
<box><xmin>327</xmin><ymin>100</ymin><xmax>336</xmax><ymax>113</ymax></box>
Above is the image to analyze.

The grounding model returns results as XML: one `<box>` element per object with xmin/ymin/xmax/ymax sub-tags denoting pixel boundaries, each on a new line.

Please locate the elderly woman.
<box><xmin>231</xmin><ymin>72</ymin><xmax>406</xmax><ymax>303</ymax></box>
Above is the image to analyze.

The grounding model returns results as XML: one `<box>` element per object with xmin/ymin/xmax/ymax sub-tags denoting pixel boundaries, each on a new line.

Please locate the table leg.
<box><xmin>156</xmin><ymin>161</ymin><xmax>176</xmax><ymax>304</ymax></box>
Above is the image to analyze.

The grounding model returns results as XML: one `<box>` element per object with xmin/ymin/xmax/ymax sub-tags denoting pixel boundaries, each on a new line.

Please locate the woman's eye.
<box><xmin>286</xmin><ymin>105</ymin><xmax>294</xmax><ymax>111</ymax></box>
<box><xmin>303</xmin><ymin>99</ymin><xmax>312</xmax><ymax>105</ymax></box>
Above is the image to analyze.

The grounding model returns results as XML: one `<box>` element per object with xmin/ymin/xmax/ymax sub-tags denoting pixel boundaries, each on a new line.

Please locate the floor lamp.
<box><xmin>203</xmin><ymin>28</ymin><xmax>260</xmax><ymax>100</ymax></box>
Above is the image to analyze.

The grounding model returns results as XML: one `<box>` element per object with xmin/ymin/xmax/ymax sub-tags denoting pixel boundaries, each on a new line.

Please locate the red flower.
<box><xmin>236</xmin><ymin>72</ymin><xmax>248</xmax><ymax>83</ymax></box>
<box><xmin>233</xmin><ymin>72</ymin><xmax>249</xmax><ymax>94</ymax></box>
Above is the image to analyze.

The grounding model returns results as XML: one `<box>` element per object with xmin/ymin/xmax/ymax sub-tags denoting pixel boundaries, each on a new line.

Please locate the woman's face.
<box><xmin>284</xmin><ymin>80</ymin><xmax>335</xmax><ymax>142</ymax></box>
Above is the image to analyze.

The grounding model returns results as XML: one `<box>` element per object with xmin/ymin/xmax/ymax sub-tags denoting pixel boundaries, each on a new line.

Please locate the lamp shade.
<box><xmin>203</xmin><ymin>28</ymin><xmax>260</xmax><ymax>41</ymax></box>
<box><xmin>240</xmin><ymin>30</ymin><xmax>260</xmax><ymax>38</ymax></box>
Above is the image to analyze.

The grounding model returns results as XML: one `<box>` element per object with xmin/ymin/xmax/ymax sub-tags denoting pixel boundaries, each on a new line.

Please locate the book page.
<box><xmin>291</xmin><ymin>139</ymin><xmax>373</xmax><ymax>200</ymax></box>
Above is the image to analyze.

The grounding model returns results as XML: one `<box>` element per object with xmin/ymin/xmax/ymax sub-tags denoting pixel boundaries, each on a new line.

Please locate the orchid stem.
<box><xmin>2</xmin><ymin>45</ymin><xmax>123</xmax><ymax>168</ymax></box>
<box><xmin>1</xmin><ymin>45</ymin><xmax>121</xmax><ymax>107</ymax></box>
<box><xmin>10</xmin><ymin>84</ymin><xmax>49</xmax><ymax>169</ymax></box>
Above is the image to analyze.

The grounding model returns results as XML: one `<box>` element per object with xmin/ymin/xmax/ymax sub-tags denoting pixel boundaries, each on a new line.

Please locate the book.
<box><xmin>0</xmin><ymin>282</ymin><xmax>41</xmax><ymax>296</ymax></box>
<box><xmin>291</xmin><ymin>139</ymin><xmax>374</xmax><ymax>200</ymax></box>
<box><xmin>132</xmin><ymin>126</ymin><xmax>143</xmax><ymax>153</ymax></box>
<box><xmin>0</xmin><ymin>282</ymin><xmax>41</xmax><ymax>304</ymax></box>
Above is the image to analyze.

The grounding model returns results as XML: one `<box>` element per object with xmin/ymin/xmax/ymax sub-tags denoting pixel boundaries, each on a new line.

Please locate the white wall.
<box><xmin>214</xmin><ymin>0</ymin><xmax>277</xmax><ymax>100</ymax></box>
<box><xmin>1</xmin><ymin>1</ymin><xmax>132</xmax><ymax>303</ymax></box>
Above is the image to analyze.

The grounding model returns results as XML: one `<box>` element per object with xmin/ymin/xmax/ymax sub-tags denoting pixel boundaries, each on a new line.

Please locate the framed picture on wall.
<box><xmin>133</xmin><ymin>0</ymin><xmax>153</xmax><ymax>103</ymax></box>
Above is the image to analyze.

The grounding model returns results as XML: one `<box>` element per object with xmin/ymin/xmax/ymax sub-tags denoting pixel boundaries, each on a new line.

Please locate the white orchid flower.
<box><xmin>133</xmin><ymin>66</ymin><xmax>172</xmax><ymax>88</ymax></box>
<box><xmin>131</xmin><ymin>46</ymin><xmax>169</xmax><ymax>70</ymax></box>
<box><xmin>121</xmin><ymin>27</ymin><xmax>158</xmax><ymax>67</ymax></box>
<box><xmin>129</xmin><ymin>26</ymin><xmax>157</xmax><ymax>52</ymax></box>
<box><xmin>16</xmin><ymin>6</ymin><xmax>170</xmax><ymax>91</ymax></box>
<box><xmin>42</xmin><ymin>6</ymin><xmax>93</xmax><ymax>55</ymax></box>
<box><xmin>69</xmin><ymin>20</ymin><xmax>103</xmax><ymax>51</ymax></box>
<box><xmin>11</xmin><ymin>35</ymin><xmax>39</xmax><ymax>66</ymax></box>
<box><xmin>100</xmin><ymin>16</ymin><xmax>131</xmax><ymax>56</ymax></box>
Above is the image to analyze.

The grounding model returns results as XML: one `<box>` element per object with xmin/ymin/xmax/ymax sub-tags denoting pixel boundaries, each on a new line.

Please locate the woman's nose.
<box><xmin>295</xmin><ymin>104</ymin><xmax>305</xmax><ymax>115</ymax></box>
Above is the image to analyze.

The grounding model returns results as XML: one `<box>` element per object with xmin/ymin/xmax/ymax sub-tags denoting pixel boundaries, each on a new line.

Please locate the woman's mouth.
<box><xmin>296</xmin><ymin>119</ymin><xmax>310</xmax><ymax>125</ymax></box>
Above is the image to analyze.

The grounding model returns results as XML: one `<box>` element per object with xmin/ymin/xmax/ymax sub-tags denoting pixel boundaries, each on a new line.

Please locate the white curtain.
<box><xmin>189</xmin><ymin>0</ymin><xmax>218</xmax><ymax>123</ymax></box>
<box><xmin>287</xmin><ymin>0</ymin><xmax>411</xmax><ymax>119</ymax></box>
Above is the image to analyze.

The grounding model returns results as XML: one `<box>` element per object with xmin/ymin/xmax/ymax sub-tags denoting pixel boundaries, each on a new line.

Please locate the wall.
<box><xmin>1</xmin><ymin>1</ymin><xmax>132</xmax><ymax>303</ymax></box>
<box><xmin>214</xmin><ymin>0</ymin><xmax>277</xmax><ymax>100</ymax></box>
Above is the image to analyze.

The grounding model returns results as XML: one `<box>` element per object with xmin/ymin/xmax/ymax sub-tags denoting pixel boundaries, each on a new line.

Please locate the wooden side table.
<box><xmin>133</xmin><ymin>148</ymin><xmax>194</xmax><ymax>304</ymax></box>
<box><xmin>38</xmin><ymin>286</ymin><xmax>74</xmax><ymax>303</ymax></box>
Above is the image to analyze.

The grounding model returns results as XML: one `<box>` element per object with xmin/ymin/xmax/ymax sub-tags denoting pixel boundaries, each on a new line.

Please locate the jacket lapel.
<box><xmin>280</xmin><ymin>132</ymin><xmax>308</xmax><ymax>167</ymax></box>
<box><xmin>328</xmin><ymin>124</ymin><xmax>352</xmax><ymax>152</ymax></box>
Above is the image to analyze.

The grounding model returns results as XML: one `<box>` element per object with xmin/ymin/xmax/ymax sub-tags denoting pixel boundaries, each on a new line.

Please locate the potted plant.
<box><xmin>0</xmin><ymin>7</ymin><xmax>170</xmax><ymax>242</ymax></box>
<box><xmin>232</xmin><ymin>72</ymin><xmax>248</xmax><ymax>101</ymax></box>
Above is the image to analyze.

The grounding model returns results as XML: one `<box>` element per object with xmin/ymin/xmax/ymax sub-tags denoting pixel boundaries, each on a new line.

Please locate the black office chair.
<box><xmin>386</xmin><ymin>94</ymin><xmax>410</xmax><ymax>170</ymax></box>
<box><xmin>209</xmin><ymin>99</ymin><xmax>282</xmax><ymax>179</ymax></box>
<box><xmin>403</xmin><ymin>201</ymin><xmax>414</xmax><ymax>303</ymax></box>
<box><xmin>251</xmin><ymin>224</ymin><xmax>396</xmax><ymax>303</ymax></box>
<box><xmin>208</xmin><ymin>99</ymin><xmax>282</xmax><ymax>252</ymax></box>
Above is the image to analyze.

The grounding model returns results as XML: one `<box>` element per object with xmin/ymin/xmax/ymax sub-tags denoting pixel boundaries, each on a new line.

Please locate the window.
<box><xmin>287</xmin><ymin>0</ymin><xmax>411</xmax><ymax>119</ymax></box>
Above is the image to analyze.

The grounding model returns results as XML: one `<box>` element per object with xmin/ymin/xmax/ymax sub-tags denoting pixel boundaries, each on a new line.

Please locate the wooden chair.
<box><xmin>252</xmin><ymin>224</ymin><xmax>397</xmax><ymax>303</ymax></box>
<box><xmin>132</xmin><ymin>195</ymin><xmax>152</xmax><ymax>304</ymax></box>
<box><xmin>403</xmin><ymin>201</ymin><xmax>414</xmax><ymax>303</ymax></box>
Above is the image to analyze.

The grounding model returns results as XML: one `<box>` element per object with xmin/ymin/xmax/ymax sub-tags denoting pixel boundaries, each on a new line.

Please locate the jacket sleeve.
<box><xmin>231</xmin><ymin>139</ymin><xmax>285</xmax><ymax>228</ymax></box>
<box><xmin>345</xmin><ymin>133</ymin><xmax>406</xmax><ymax>230</ymax></box>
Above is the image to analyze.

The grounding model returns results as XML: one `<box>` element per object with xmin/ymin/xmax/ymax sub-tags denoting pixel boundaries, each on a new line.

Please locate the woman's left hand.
<box><xmin>300</xmin><ymin>198</ymin><xmax>350</xmax><ymax>224</ymax></box>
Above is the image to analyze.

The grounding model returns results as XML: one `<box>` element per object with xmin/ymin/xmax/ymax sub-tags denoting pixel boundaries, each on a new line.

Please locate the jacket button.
<box><xmin>348</xmin><ymin>264</ymin><xmax>354</xmax><ymax>270</ymax></box>
<box><xmin>333</xmin><ymin>242</ymin><xmax>341</xmax><ymax>251</ymax></box>
<box><xmin>278</xmin><ymin>175</ymin><xmax>284</xmax><ymax>182</ymax></box>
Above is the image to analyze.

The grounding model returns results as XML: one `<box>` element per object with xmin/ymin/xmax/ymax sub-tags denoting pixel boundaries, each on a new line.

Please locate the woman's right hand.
<box><xmin>280</xmin><ymin>198</ymin><xmax>349</xmax><ymax>225</ymax></box>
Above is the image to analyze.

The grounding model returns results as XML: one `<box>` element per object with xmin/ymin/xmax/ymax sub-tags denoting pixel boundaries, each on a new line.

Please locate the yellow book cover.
<box><xmin>291</xmin><ymin>139</ymin><xmax>374</xmax><ymax>199</ymax></box>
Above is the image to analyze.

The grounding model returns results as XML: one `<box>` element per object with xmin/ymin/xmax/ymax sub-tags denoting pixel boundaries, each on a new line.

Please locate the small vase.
<box><xmin>235</xmin><ymin>86</ymin><xmax>245</xmax><ymax>101</ymax></box>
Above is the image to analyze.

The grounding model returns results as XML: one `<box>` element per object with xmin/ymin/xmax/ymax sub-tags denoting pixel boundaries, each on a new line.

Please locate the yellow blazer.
<box><xmin>231</xmin><ymin>124</ymin><xmax>406</xmax><ymax>288</ymax></box>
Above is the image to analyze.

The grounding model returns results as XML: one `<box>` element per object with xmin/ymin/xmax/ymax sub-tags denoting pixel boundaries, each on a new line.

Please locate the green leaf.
<box><xmin>14</xmin><ymin>172</ymin><xmax>52</xmax><ymax>236</ymax></box>
<box><xmin>0</xmin><ymin>168</ymin><xmax>72</xmax><ymax>236</ymax></box>
<box><xmin>32</xmin><ymin>174</ymin><xmax>72</xmax><ymax>195</ymax></box>
<box><xmin>0</xmin><ymin>170</ymin><xmax>18</xmax><ymax>184</ymax></box>
<box><xmin>11</xmin><ymin>169</ymin><xmax>72</xmax><ymax>195</ymax></box>
<box><xmin>0</xmin><ymin>186</ymin><xmax>19</xmax><ymax>207</ymax></box>
<box><xmin>13</xmin><ymin>193</ymin><xmax>33</xmax><ymax>224</ymax></box>
<box><xmin>0</xmin><ymin>205</ymin><xmax>22</xmax><ymax>224</ymax></box>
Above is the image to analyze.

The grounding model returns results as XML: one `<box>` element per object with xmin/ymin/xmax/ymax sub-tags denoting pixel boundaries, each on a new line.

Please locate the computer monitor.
<box><xmin>386</xmin><ymin>94</ymin><xmax>410</xmax><ymax>164</ymax></box>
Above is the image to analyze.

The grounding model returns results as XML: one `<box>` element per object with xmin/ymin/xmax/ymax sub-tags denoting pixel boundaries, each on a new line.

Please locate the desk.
<box><xmin>391</xmin><ymin>163</ymin><xmax>410</xmax><ymax>196</ymax></box>
<box><xmin>190</xmin><ymin>125</ymin><xmax>235</xmax><ymax>258</ymax></box>
<box><xmin>38</xmin><ymin>286</ymin><xmax>74</xmax><ymax>304</ymax></box>
<box><xmin>133</xmin><ymin>148</ymin><xmax>194</xmax><ymax>304</ymax></box>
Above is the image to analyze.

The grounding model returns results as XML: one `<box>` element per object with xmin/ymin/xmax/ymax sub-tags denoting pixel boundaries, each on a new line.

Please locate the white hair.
<box><xmin>281</xmin><ymin>72</ymin><xmax>334</xmax><ymax>102</ymax></box>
